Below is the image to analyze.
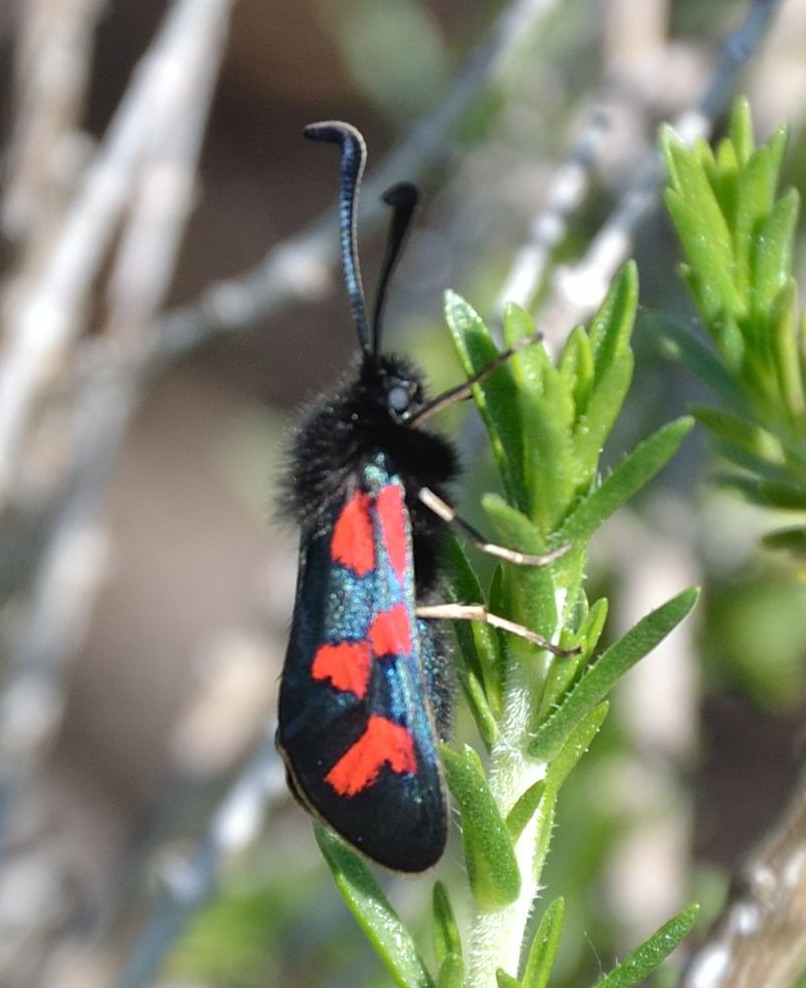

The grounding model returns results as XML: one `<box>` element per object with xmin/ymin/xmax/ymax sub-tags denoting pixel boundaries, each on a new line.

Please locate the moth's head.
<box><xmin>358</xmin><ymin>353</ymin><xmax>426</xmax><ymax>425</ymax></box>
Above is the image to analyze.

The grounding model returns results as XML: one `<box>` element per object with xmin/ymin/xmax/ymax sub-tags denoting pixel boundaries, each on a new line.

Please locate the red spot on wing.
<box><xmin>312</xmin><ymin>642</ymin><xmax>372</xmax><ymax>699</ymax></box>
<box><xmin>325</xmin><ymin>715</ymin><xmax>418</xmax><ymax>795</ymax></box>
<box><xmin>377</xmin><ymin>485</ymin><xmax>408</xmax><ymax>579</ymax></box>
<box><xmin>369</xmin><ymin>602</ymin><xmax>412</xmax><ymax>657</ymax></box>
<box><xmin>331</xmin><ymin>491</ymin><xmax>374</xmax><ymax>575</ymax></box>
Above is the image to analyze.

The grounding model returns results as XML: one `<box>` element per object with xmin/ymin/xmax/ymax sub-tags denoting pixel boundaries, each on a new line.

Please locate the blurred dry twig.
<box><xmin>114</xmin><ymin>737</ymin><xmax>286</xmax><ymax>988</ymax></box>
<box><xmin>0</xmin><ymin>0</ymin><xmax>234</xmax><ymax>504</ymax></box>
<box><xmin>0</xmin><ymin>0</ymin><xmax>235</xmax><ymax>768</ymax></box>
<box><xmin>683</xmin><ymin>783</ymin><xmax>806</xmax><ymax>988</ymax></box>
<box><xmin>0</xmin><ymin>0</ymin><xmax>236</xmax><ymax>983</ymax></box>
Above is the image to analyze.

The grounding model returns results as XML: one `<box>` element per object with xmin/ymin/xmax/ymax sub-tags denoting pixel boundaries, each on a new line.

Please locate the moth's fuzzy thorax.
<box><xmin>282</xmin><ymin>352</ymin><xmax>460</xmax><ymax>586</ymax></box>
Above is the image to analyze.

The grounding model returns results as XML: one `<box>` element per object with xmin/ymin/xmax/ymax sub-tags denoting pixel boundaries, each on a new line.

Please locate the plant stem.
<box><xmin>465</xmin><ymin>653</ymin><xmax>554</xmax><ymax>985</ymax></box>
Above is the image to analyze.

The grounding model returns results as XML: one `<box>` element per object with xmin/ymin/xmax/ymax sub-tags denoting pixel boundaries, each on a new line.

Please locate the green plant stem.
<box><xmin>466</xmin><ymin>740</ymin><xmax>546</xmax><ymax>986</ymax></box>
<box><xmin>465</xmin><ymin>591</ymin><xmax>568</xmax><ymax>986</ymax></box>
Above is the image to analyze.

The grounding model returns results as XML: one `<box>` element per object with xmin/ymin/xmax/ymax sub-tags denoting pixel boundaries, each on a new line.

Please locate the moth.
<box><xmin>277</xmin><ymin>122</ymin><xmax>565</xmax><ymax>871</ymax></box>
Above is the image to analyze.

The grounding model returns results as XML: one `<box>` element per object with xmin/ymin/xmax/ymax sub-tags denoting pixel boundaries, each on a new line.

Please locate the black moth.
<box><xmin>276</xmin><ymin>121</ymin><xmax>562</xmax><ymax>872</ymax></box>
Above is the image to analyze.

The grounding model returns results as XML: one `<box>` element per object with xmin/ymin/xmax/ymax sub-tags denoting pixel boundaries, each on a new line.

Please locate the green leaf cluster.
<box><xmin>315</xmin><ymin>828</ymin><xmax>698</xmax><ymax>988</ymax></box>
<box><xmin>663</xmin><ymin>98</ymin><xmax>806</xmax><ymax>552</ymax></box>
<box><xmin>314</xmin><ymin>263</ymin><xmax>698</xmax><ymax>988</ymax></box>
<box><xmin>442</xmin><ymin>263</ymin><xmax>694</xmax><ymax>771</ymax></box>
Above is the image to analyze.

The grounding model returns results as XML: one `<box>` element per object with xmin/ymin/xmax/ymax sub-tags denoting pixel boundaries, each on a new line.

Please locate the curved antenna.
<box><xmin>304</xmin><ymin>121</ymin><xmax>371</xmax><ymax>355</ymax></box>
<box><xmin>371</xmin><ymin>182</ymin><xmax>419</xmax><ymax>357</ymax></box>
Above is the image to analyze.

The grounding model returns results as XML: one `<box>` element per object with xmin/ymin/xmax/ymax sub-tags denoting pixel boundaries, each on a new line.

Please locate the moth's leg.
<box><xmin>418</xmin><ymin>487</ymin><xmax>569</xmax><ymax>567</ymax></box>
<box><xmin>416</xmin><ymin>603</ymin><xmax>579</xmax><ymax>658</ymax></box>
<box><xmin>409</xmin><ymin>331</ymin><xmax>543</xmax><ymax>425</ymax></box>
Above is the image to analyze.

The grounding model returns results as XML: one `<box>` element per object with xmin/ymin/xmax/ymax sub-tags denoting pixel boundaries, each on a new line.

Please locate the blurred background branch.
<box><xmin>683</xmin><ymin>781</ymin><xmax>806</xmax><ymax>988</ymax></box>
<box><xmin>0</xmin><ymin>0</ymin><xmax>236</xmax><ymax>779</ymax></box>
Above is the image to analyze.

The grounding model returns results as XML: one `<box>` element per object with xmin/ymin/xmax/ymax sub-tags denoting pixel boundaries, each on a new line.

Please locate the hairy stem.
<box><xmin>466</xmin><ymin>590</ymin><xmax>567</xmax><ymax>985</ymax></box>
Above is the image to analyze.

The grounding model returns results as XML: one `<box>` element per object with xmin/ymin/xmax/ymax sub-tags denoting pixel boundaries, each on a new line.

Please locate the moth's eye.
<box><xmin>387</xmin><ymin>384</ymin><xmax>410</xmax><ymax>414</ymax></box>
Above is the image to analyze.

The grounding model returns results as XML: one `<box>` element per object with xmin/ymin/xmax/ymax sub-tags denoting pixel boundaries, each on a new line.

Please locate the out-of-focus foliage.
<box><xmin>318</xmin><ymin>0</ymin><xmax>450</xmax><ymax>118</ymax></box>
<box><xmin>663</xmin><ymin>99</ymin><xmax>806</xmax><ymax>556</ymax></box>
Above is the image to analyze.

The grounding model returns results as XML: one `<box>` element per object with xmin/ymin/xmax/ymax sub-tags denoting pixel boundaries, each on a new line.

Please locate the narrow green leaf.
<box><xmin>663</xmin><ymin>138</ymin><xmax>735</xmax><ymax>269</ymax></box>
<box><xmin>460</xmin><ymin>667</ymin><xmax>500</xmax><ymax>748</ymax></box>
<box><xmin>506</xmin><ymin>779</ymin><xmax>546</xmax><ymax>843</ymax></box>
<box><xmin>716</xmin><ymin>473</ymin><xmax>806</xmax><ymax>510</ymax></box>
<box><xmin>652</xmin><ymin>313</ymin><xmax>748</xmax><ymax>411</ymax></box>
<box><xmin>692</xmin><ymin>406</ymin><xmax>784</xmax><ymax>464</ymax></box>
<box><xmin>589</xmin><ymin>904</ymin><xmax>700</xmax><ymax>987</ymax></box>
<box><xmin>660</xmin><ymin>124</ymin><xmax>684</xmax><ymax>187</ymax></box>
<box><xmin>522</xmin><ymin>897</ymin><xmax>565</xmax><ymax>988</ymax></box>
<box><xmin>572</xmin><ymin>357</ymin><xmax>635</xmax><ymax>476</ymax></box>
<box><xmin>729</xmin><ymin>97</ymin><xmax>754</xmax><ymax>166</ymax></box>
<box><xmin>733</xmin><ymin>138</ymin><xmax>787</xmax><ymax>294</ymax></box>
<box><xmin>502</xmin><ymin>302</ymin><xmax>558</xmax><ymax>391</ymax></box>
<box><xmin>502</xmin><ymin>302</ymin><xmax>554</xmax><ymax>385</ymax></box>
<box><xmin>529</xmin><ymin>589</ymin><xmax>699</xmax><ymax>761</ymax></box>
<box><xmin>501</xmin><ymin>301</ymin><xmax>536</xmax><ymax>345</ymax></box>
<box><xmin>559</xmin><ymin>326</ymin><xmax>595</xmax><ymax>414</ymax></box>
<box><xmin>446</xmin><ymin>539</ymin><xmax>502</xmax><ymax>709</ymax></box>
<box><xmin>557</xmin><ymin>419</ymin><xmax>694</xmax><ymax>546</ymax></box>
<box><xmin>665</xmin><ymin>193</ymin><xmax>743</xmax><ymax>323</ymax></box>
<box><xmin>708</xmin><ymin>437</ymin><xmax>791</xmax><ymax>484</ymax></box>
<box><xmin>500</xmin><ymin>304</ymin><xmax>580</xmax><ymax>529</ymax></box>
<box><xmin>769</xmin><ymin>279</ymin><xmax>805</xmax><ymax>421</ymax></box>
<box><xmin>579</xmin><ymin>597</ymin><xmax>609</xmax><ymax>655</ymax></box>
<box><xmin>709</xmin><ymin>312</ymin><xmax>746</xmax><ymax>372</ymax></box>
<box><xmin>520</xmin><ymin>372</ymin><xmax>579</xmax><ymax>529</ymax></box>
<box><xmin>588</xmin><ymin>263</ymin><xmax>638</xmax><ymax>378</ymax></box>
<box><xmin>445</xmin><ymin>290</ymin><xmax>524</xmax><ymax>505</ymax></box>
<box><xmin>571</xmin><ymin>266</ymin><xmax>637</xmax><ymax>471</ymax></box>
<box><xmin>433</xmin><ymin>883</ymin><xmax>462</xmax><ymax>968</ymax></box>
<box><xmin>755</xmin><ymin>126</ymin><xmax>788</xmax><ymax>212</ymax></box>
<box><xmin>441</xmin><ymin>745</ymin><xmax>521</xmax><ymax>910</ymax></box>
<box><xmin>761</xmin><ymin>525</ymin><xmax>806</xmax><ymax>554</ymax></box>
<box><xmin>692</xmin><ymin>404</ymin><xmax>758</xmax><ymax>450</ymax></box>
<box><xmin>314</xmin><ymin>826</ymin><xmax>434</xmax><ymax>988</ymax></box>
<box><xmin>712</xmin><ymin>138</ymin><xmax>739</xmax><ymax>230</ymax></box>
<box><xmin>437</xmin><ymin>954</ymin><xmax>464</xmax><ymax>988</ymax></box>
<box><xmin>768</xmin><ymin>115</ymin><xmax>789</xmax><ymax>166</ymax></box>
<box><xmin>481</xmin><ymin>488</ymin><xmax>557</xmax><ymax>554</ymax></box>
<box><xmin>496</xmin><ymin>970</ymin><xmax>522</xmax><ymax>988</ymax></box>
<box><xmin>751</xmin><ymin>189</ymin><xmax>799</xmax><ymax>314</ymax></box>
<box><xmin>545</xmin><ymin>702</ymin><xmax>609</xmax><ymax>795</ymax></box>
<box><xmin>536</xmin><ymin>639</ymin><xmax>588</xmax><ymax>725</ymax></box>
<box><xmin>532</xmin><ymin>790</ymin><xmax>556</xmax><ymax>886</ymax></box>
<box><xmin>536</xmin><ymin>598</ymin><xmax>608</xmax><ymax>723</ymax></box>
